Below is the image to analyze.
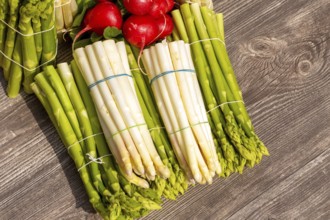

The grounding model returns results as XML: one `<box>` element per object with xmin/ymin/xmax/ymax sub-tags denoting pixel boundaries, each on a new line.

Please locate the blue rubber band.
<box><xmin>88</xmin><ymin>73</ymin><xmax>132</xmax><ymax>89</ymax></box>
<box><xmin>149</xmin><ymin>69</ymin><xmax>195</xmax><ymax>85</ymax></box>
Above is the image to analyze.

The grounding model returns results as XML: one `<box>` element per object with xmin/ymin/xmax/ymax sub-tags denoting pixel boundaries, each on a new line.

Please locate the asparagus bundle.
<box><xmin>0</xmin><ymin>0</ymin><xmax>57</xmax><ymax>97</ymax></box>
<box><xmin>141</xmin><ymin>40</ymin><xmax>221</xmax><ymax>184</ymax></box>
<box><xmin>171</xmin><ymin>3</ymin><xmax>269</xmax><ymax>176</ymax></box>
<box><xmin>74</xmin><ymin>39</ymin><xmax>170</xmax><ymax>185</ymax></box>
<box><xmin>55</xmin><ymin>0</ymin><xmax>78</xmax><ymax>31</ymax></box>
<box><xmin>126</xmin><ymin>43</ymin><xmax>189</xmax><ymax>199</ymax></box>
<box><xmin>32</xmin><ymin>63</ymin><xmax>165</xmax><ymax>220</ymax></box>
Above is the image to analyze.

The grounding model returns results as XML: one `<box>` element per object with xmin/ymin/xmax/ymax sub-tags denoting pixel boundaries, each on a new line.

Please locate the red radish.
<box><xmin>149</xmin><ymin>0</ymin><xmax>175</xmax><ymax>17</ymax></box>
<box><xmin>74</xmin><ymin>2</ymin><xmax>123</xmax><ymax>43</ymax></box>
<box><xmin>122</xmin><ymin>15</ymin><xmax>158</xmax><ymax>49</ymax></box>
<box><xmin>155</xmin><ymin>14</ymin><xmax>174</xmax><ymax>39</ymax></box>
<box><xmin>149</xmin><ymin>0</ymin><xmax>168</xmax><ymax>18</ymax></box>
<box><xmin>165</xmin><ymin>0</ymin><xmax>175</xmax><ymax>12</ymax></box>
<box><xmin>123</xmin><ymin>0</ymin><xmax>153</xmax><ymax>15</ymax></box>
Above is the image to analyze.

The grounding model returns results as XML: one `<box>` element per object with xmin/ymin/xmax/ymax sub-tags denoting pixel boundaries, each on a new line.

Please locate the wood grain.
<box><xmin>1</xmin><ymin>0</ymin><xmax>330</xmax><ymax>219</ymax></box>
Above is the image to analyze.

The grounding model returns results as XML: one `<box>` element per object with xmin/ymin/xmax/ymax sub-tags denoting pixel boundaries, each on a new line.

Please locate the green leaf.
<box><xmin>91</xmin><ymin>32</ymin><xmax>102</xmax><ymax>42</ymax></box>
<box><xmin>103</xmin><ymin>27</ymin><xmax>122</xmax><ymax>39</ymax></box>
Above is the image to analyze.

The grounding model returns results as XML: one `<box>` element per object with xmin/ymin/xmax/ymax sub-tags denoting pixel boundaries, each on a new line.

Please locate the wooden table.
<box><xmin>1</xmin><ymin>0</ymin><xmax>329</xmax><ymax>219</ymax></box>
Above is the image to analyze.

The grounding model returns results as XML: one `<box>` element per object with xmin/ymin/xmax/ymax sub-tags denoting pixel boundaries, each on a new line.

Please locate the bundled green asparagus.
<box><xmin>171</xmin><ymin>3</ymin><xmax>269</xmax><ymax>176</ymax></box>
<box><xmin>0</xmin><ymin>0</ymin><xmax>57</xmax><ymax>97</ymax></box>
<box><xmin>32</xmin><ymin>63</ymin><xmax>168</xmax><ymax>220</ymax></box>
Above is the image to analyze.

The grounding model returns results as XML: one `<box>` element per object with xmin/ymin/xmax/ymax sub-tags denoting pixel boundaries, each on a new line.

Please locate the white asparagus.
<box><xmin>85</xmin><ymin>44</ymin><xmax>145</xmax><ymax>175</ymax></box>
<box><xmin>194</xmin><ymin>142</ymin><xmax>213</xmax><ymax>184</ymax></box>
<box><xmin>74</xmin><ymin>47</ymin><xmax>133</xmax><ymax>176</ymax></box>
<box><xmin>142</xmin><ymin>48</ymin><xmax>193</xmax><ymax>181</ymax></box>
<box><xmin>185</xmin><ymin>44</ymin><xmax>222</xmax><ymax>175</ymax></box>
<box><xmin>61</xmin><ymin>0</ymin><xmax>73</xmax><ymax>29</ymax></box>
<box><xmin>93</xmin><ymin>41</ymin><xmax>156</xmax><ymax>178</ymax></box>
<box><xmin>147</xmin><ymin>46</ymin><xmax>189</xmax><ymax>164</ymax></box>
<box><xmin>100</xmin><ymin>114</ymin><xmax>149</xmax><ymax>188</ymax></box>
<box><xmin>105</xmin><ymin>40</ymin><xmax>170</xmax><ymax>179</ymax></box>
<box><xmin>153</xmin><ymin>43</ymin><xmax>202</xmax><ymax>183</ymax></box>
<box><xmin>99</xmin><ymin>115</ymin><xmax>149</xmax><ymax>188</ymax></box>
<box><xmin>70</xmin><ymin>0</ymin><xmax>78</xmax><ymax>19</ymax></box>
<box><xmin>116</xmin><ymin>41</ymin><xmax>137</xmax><ymax>97</ymax></box>
<box><xmin>55</xmin><ymin>0</ymin><xmax>65</xmax><ymax>31</ymax></box>
<box><xmin>168</xmin><ymin>41</ymin><xmax>215</xmax><ymax>173</ymax></box>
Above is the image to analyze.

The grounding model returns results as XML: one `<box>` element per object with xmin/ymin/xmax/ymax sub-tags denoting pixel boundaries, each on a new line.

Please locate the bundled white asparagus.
<box><xmin>55</xmin><ymin>0</ymin><xmax>78</xmax><ymax>31</ymax></box>
<box><xmin>74</xmin><ymin>40</ymin><xmax>170</xmax><ymax>187</ymax></box>
<box><xmin>142</xmin><ymin>40</ymin><xmax>221</xmax><ymax>184</ymax></box>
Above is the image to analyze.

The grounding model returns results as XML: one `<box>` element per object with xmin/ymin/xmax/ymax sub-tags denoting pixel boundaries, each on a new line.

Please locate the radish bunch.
<box><xmin>74</xmin><ymin>1</ymin><xmax>123</xmax><ymax>43</ymax></box>
<box><xmin>122</xmin><ymin>0</ymin><xmax>175</xmax><ymax>48</ymax></box>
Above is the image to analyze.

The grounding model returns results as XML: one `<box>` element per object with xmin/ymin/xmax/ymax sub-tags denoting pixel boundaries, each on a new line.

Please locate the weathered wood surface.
<box><xmin>1</xmin><ymin>0</ymin><xmax>330</xmax><ymax>219</ymax></box>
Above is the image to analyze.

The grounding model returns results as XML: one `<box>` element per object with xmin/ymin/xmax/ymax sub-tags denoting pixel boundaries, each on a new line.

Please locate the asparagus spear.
<box><xmin>19</xmin><ymin>0</ymin><xmax>40</xmax><ymax>94</ymax></box>
<box><xmin>2</xmin><ymin>0</ymin><xmax>20</xmax><ymax>80</ymax></box>
<box><xmin>0</xmin><ymin>0</ymin><xmax>9</xmax><ymax>67</ymax></box>
<box><xmin>7</xmin><ymin>36</ymin><xmax>23</xmax><ymax>98</ymax></box>
<box><xmin>32</xmin><ymin>10</ymin><xmax>42</xmax><ymax>62</ymax></box>
<box><xmin>39</xmin><ymin>0</ymin><xmax>57</xmax><ymax>64</ymax></box>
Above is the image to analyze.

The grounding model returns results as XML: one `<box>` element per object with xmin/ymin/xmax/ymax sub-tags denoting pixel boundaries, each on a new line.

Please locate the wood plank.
<box><xmin>0</xmin><ymin>0</ymin><xmax>329</xmax><ymax>219</ymax></box>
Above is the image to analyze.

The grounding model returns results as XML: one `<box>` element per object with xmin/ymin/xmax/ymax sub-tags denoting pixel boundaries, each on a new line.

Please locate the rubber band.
<box><xmin>150</xmin><ymin>69</ymin><xmax>195</xmax><ymax>85</ymax></box>
<box><xmin>130</xmin><ymin>68</ymin><xmax>141</xmax><ymax>72</ymax></box>
<box><xmin>112</xmin><ymin>123</ymin><xmax>147</xmax><ymax>137</ymax></box>
<box><xmin>67</xmin><ymin>132</ymin><xmax>103</xmax><ymax>151</ymax></box>
<box><xmin>190</xmin><ymin>38</ymin><xmax>225</xmax><ymax>46</ymax></box>
<box><xmin>169</xmin><ymin>121</ymin><xmax>209</xmax><ymax>135</ymax></box>
<box><xmin>0</xmin><ymin>40</ymin><xmax>58</xmax><ymax>71</ymax></box>
<box><xmin>77</xmin><ymin>153</ymin><xmax>112</xmax><ymax>172</ymax></box>
<box><xmin>88</xmin><ymin>73</ymin><xmax>132</xmax><ymax>89</ymax></box>
<box><xmin>0</xmin><ymin>19</ymin><xmax>55</xmax><ymax>37</ymax></box>
<box><xmin>148</xmin><ymin>126</ymin><xmax>166</xmax><ymax>132</ymax></box>
<box><xmin>207</xmin><ymin>100</ymin><xmax>245</xmax><ymax>113</ymax></box>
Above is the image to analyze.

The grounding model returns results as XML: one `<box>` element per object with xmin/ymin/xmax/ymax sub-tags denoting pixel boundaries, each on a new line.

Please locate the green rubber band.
<box><xmin>112</xmin><ymin>123</ymin><xmax>147</xmax><ymax>137</ymax></box>
<box><xmin>169</xmin><ymin>121</ymin><xmax>209</xmax><ymax>135</ymax></box>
